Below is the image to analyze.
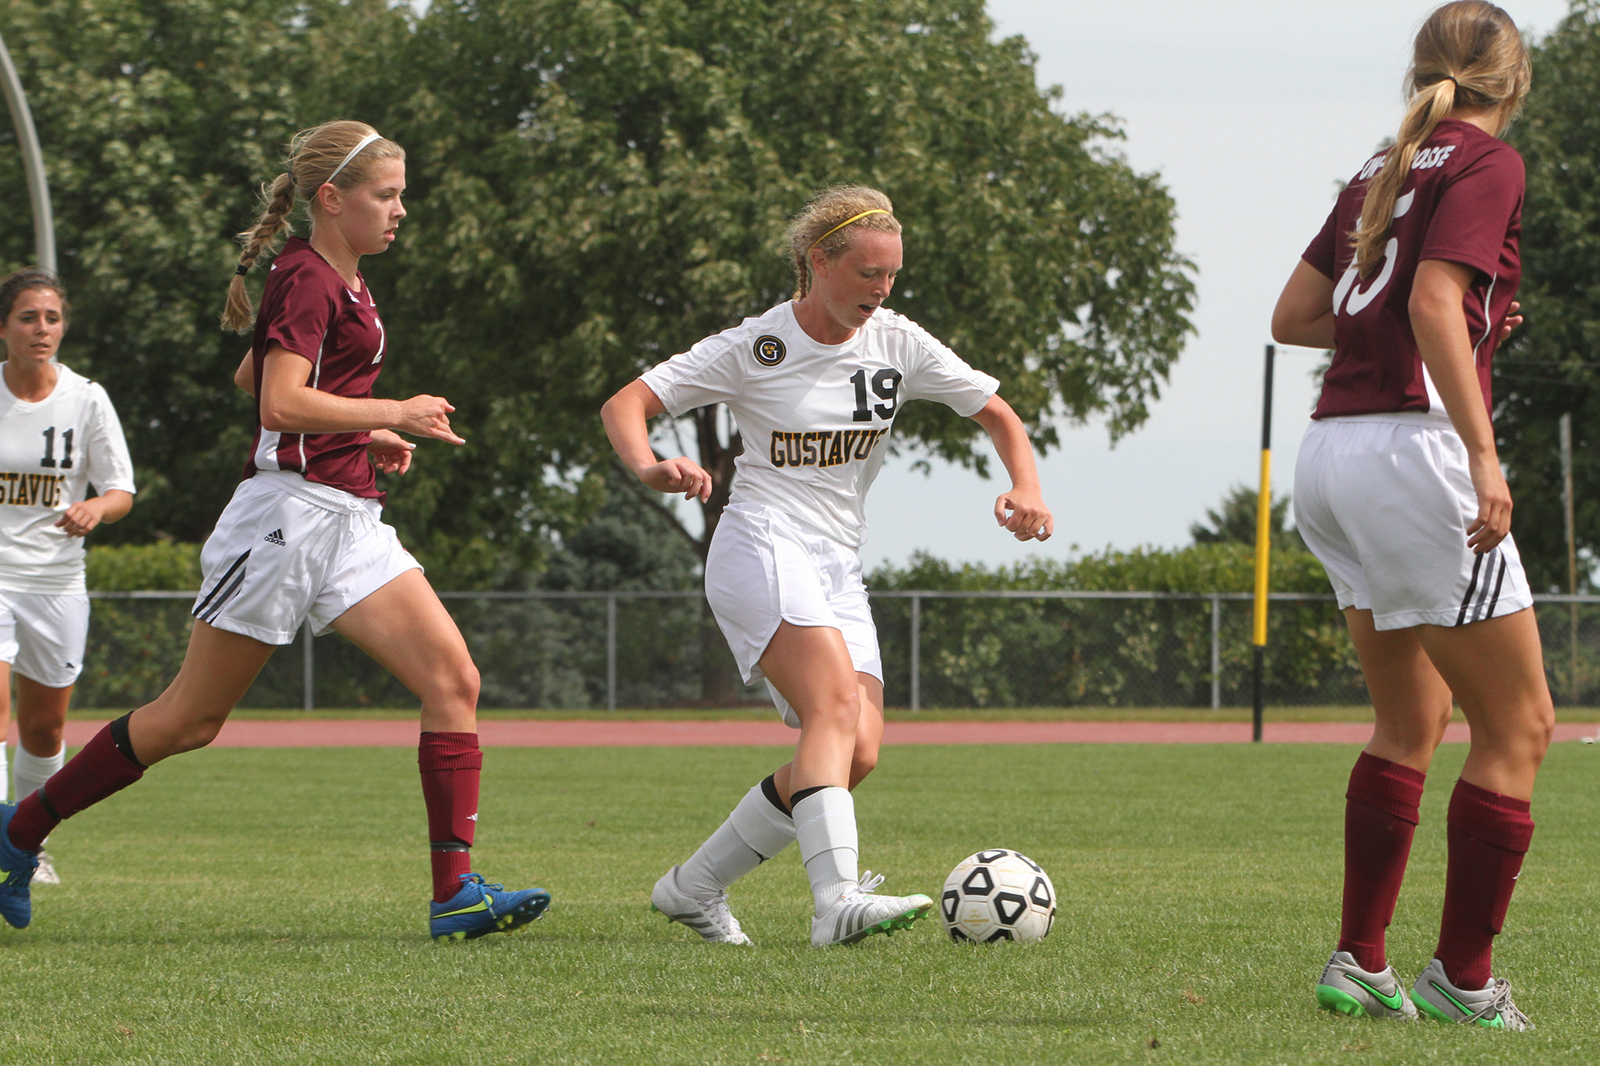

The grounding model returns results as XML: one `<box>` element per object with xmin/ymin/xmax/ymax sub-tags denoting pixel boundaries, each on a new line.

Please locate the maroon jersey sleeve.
<box><xmin>1421</xmin><ymin>145</ymin><xmax>1524</xmax><ymax>277</ymax></box>
<box><xmin>1302</xmin><ymin>205</ymin><xmax>1340</xmax><ymax>281</ymax></box>
<box><xmin>262</xmin><ymin>268</ymin><xmax>338</xmax><ymax>363</ymax></box>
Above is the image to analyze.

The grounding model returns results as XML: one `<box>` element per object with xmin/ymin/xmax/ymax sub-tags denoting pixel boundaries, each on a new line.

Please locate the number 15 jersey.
<box><xmin>641</xmin><ymin>302</ymin><xmax>998</xmax><ymax>549</ymax></box>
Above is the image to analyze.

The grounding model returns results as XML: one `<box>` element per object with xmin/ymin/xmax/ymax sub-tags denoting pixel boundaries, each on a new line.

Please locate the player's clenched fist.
<box><xmin>641</xmin><ymin>457</ymin><xmax>713</xmax><ymax>502</ymax></box>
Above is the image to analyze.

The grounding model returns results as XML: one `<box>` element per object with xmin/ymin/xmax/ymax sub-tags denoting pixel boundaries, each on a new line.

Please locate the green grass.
<box><xmin>3</xmin><ymin>742</ymin><xmax>1598</xmax><ymax>1064</ymax></box>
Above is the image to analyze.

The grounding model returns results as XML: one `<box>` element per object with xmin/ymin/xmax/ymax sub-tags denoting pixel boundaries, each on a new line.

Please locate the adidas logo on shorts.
<box><xmin>263</xmin><ymin>528</ymin><xmax>287</xmax><ymax>546</ymax></box>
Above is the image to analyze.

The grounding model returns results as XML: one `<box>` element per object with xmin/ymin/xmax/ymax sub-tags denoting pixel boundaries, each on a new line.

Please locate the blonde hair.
<box><xmin>1352</xmin><ymin>1</ymin><xmax>1530</xmax><ymax>277</ymax></box>
<box><xmin>221</xmin><ymin>120</ymin><xmax>406</xmax><ymax>332</ymax></box>
<box><xmin>785</xmin><ymin>185</ymin><xmax>902</xmax><ymax>299</ymax></box>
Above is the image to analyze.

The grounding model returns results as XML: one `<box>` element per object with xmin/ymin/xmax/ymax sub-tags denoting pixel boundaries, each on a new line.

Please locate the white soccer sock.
<box><xmin>13</xmin><ymin>742</ymin><xmax>64</xmax><ymax>805</ymax></box>
<box><xmin>0</xmin><ymin>744</ymin><xmax>8</xmax><ymax>803</ymax></box>
<box><xmin>793</xmin><ymin>786</ymin><xmax>859</xmax><ymax>913</ymax></box>
<box><xmin>678</xmin><ymin>783</ymin><xmax>797</xmax><ymax>898</ymax></box>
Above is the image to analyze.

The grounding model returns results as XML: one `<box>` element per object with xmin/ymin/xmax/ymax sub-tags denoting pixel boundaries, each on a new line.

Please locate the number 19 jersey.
<box><xmin>0</xmin><ymin>364</ymin><xmax>137</xmax><ymax>593</ymax></box>
<box><xmin>641</xmin><ymin>302</ymin><xmax>998</xmax><ymax>548</ymax></box>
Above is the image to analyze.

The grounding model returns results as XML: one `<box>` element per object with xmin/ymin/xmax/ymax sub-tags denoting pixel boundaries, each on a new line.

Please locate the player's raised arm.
<box><xmin>969</xmin><ymin>394</ymin><xmax>1052</xmax><ymax>542</ymax></box>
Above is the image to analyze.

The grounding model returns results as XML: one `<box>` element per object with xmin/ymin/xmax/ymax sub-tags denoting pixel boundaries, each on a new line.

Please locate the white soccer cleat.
<box><xmin>810</xmin><ymin>871</ymin><xmax>934</xmax><ymax>947</ymax></box>
<box><xmin>650</xmin><ymin>865</ymin><xmax>752</xmax><ymax>945</ymax></box>
<box><xmin>32</xmin><ymin>850</ymin><xmax>60</xmax><ymax>886</ymax></box>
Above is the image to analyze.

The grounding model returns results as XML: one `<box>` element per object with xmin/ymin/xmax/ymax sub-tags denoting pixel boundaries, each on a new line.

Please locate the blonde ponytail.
<box><xmin>1350</xmin><ymin>1</ymin><xmax>1530</xmax><ymax>278</ymax></box>
<box><xmin>221</xmin><ymin>120</ymin><xmax>406</xmax><ymax>333</ymax></box>
<box><xmin>221</xmin><ymin>171</ymin><xmax>296</xmax><ymax>332</ymax></box>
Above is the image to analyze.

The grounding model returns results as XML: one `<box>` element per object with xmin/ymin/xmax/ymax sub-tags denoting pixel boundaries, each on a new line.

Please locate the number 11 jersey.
<box><xmin>641</xmin><ymin>302</ymin><xmax>998</xmax><ymax>548</ymax></box>
<box><xmin>0</xmin><ymin>364</ymin><xmax>136</xmax><ymax>593</ymax></box>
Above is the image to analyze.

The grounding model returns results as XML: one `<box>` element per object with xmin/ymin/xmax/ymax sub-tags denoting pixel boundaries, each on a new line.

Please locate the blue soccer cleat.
<box><xmin>429</xmin><ymin>873</ymin><xmax>551</xmax><ymax>941</ymax></box>
<box><xmin>0</xmin><ymin>803</ymin><xmax>41</xmax><ymax>930</ymax></box>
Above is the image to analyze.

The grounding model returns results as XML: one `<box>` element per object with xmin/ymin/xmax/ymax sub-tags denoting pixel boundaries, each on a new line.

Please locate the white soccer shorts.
<box><xmin>192</xmin><ymin>472</ymin><xmax>421</xmax><ymax>645</ymax></box>
<box><xmin>1294</xmin><ymin>414</ymin><xmax>1533</xmax><ymax>631</ymax></box>
<box><xmin>705</xmin><ymin>502</ymin><xmax>883</xmax><ymax>728</ymax></box>
<box><xmin>0</xmin><ymin>589</ymin><xmax>90</xmax><ymax>688</ymax></box>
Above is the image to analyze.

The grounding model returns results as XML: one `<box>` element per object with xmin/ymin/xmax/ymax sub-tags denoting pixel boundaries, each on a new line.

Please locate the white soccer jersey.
<box><xmin>641</xmin><ymin>302</ymin><xmax>998</xmax><ymax>547</ymax></box>
<box><xmin>0</xmin><ymin>364</ymin><xmax>136</xmax><ymax>593</ymax></box>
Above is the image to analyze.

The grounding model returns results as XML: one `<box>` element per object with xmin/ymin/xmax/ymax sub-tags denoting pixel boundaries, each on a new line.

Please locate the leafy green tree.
<box><xmin>4</xmin><ymin>0</ymin><xmax>1194</xmax><ymax>593</ymax></box>
<box><xmin>1500</xmin><ymin>0</ymin><xmax>1600</xmax><ymax>591</ymax></box>
<box><xmin>1188</xmin><ymin>483</ymin><xmax>1305</xmax><ymax>553</ymax></box>
<box><xmin>382</xmin><ymin>0</ymin><xmax>1195</xmax><ymax>566</ymax></box>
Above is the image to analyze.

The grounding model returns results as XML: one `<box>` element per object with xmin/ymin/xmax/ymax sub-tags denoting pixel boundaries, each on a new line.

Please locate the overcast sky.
<box><xmin>850</xmin><ymin>0</ymin><xmax>1574</xmax><ymax>571</ymax></box>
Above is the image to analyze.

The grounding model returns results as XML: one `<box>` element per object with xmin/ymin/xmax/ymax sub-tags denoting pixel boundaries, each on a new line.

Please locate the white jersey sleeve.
<box><xmin>83</xmin><ymin>382</ymin><xmax>137</xmax><ymax>496</ymax></box>
<box><xmin>639</xmin><ymin>332</ymin><xmax>748</xmax><ymax>418</ymax></box>
<box><xmin>894</xmin><ymin>318</ymin><xmax>999</xmax><ymax>416</ymax></box>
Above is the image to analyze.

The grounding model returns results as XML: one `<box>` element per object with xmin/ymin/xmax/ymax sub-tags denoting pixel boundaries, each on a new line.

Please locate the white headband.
<box><xmin>326</xmin><ymin>132</ymin><xmax>381</xmax><ymax>184</ymax></box>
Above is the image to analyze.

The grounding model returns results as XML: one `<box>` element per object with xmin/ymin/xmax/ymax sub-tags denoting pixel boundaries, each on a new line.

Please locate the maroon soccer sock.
<box><xmin>6</xmin><ymin>716</ymin><xmax>146</xmax><ymax>853</ymax></box>
<box><xmin>419</xmin><ymin>731</ymin><xmax>482</xmax><ymax>903</ymax></box>
<box><xmin>1337</xmin><ymin>751</ymin><xmax>1426</xmax><ymax>973</ymax></box>
<box><xmin>1435</xmin><ymin>779</ymin><xmax>1533</xmax><ymax>990</ymax></box>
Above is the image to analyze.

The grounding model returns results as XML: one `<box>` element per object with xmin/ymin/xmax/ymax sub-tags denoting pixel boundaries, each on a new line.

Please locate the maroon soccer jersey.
<box><xmin>244</xmin><ymin>237</ymin><xmax>387</xmax><ymax>498</ymax></box>
<box><xmin>1303</xmin><ymin>119</ymin><xmax>1523</xmax><ymax>420</ymax></box>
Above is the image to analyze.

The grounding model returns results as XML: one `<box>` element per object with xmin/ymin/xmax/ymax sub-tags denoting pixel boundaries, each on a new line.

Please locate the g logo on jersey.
<box><xmin>753</xmin><ymin>335</ymin><xmax>786</xmax><ymax>367</ymax></box>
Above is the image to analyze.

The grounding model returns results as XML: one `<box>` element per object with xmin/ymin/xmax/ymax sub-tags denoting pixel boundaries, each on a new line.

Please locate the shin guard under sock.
<box><xmin>1435</xmin><ymin>779</ymin><xmax>1534</xmax><ymax>990</ymax></box>
<box><xmin>792</xmin><ymin>786</ymin><xmax>858</xmax><ymax>913</ymax></box>
<box><xmin>679</xmin><ymin>776</ymin><xmax>797</xmax><ymax>898</ymax></box>
<box><xmin>1338</xmin><ymin>751</ymin><xmax>1425</xmax><ymax>973</ymax></box>
<box><xmin>419</xmin><ymin>731</ymin><xmax>482</xmax><ymax>902</ymax></box>
<box><xmin>7</xmin><ymin>717</ymin><xmax>145</xmax><ymax>853</ymax></box>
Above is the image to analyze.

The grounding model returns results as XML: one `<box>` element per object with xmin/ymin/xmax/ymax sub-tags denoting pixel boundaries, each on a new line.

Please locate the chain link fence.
<box><xmin>76</xmin><ymin>590</ymin><xmax>1600</xmax><ymax>711</ymax></box>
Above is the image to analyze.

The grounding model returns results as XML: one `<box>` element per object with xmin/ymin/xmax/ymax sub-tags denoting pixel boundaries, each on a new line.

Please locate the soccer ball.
<box><xmin>940</xmin><ymin>849</ymin><xmax>1056</xmax><ymax>943</ymax></box>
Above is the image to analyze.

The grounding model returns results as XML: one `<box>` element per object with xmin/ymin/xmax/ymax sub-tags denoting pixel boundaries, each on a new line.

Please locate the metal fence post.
<box><xmin>1210</xmin><ymin>594</ymin><xmax>1221</xmax><ymax>710</ymax></box>
<box><xmin>606</xmin><ymin>593</ymin><xmax>618</xmax><ymax>712</ymax></box>
<box><xmin>909</xmin><ymin>593</ymin><xmax>921</xmax><ymax>713</ymax></box>
<box><xmin>301</xmin><ymin>622</ymin><xmax>314</xmax><ymax>712</ymax></box>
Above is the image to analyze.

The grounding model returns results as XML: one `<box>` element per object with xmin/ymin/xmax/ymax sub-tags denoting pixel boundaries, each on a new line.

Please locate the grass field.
<box><xmin>2</xmin><ymin>741</ymin><xmax>1597</xmax><ymax>1064</ymax></box>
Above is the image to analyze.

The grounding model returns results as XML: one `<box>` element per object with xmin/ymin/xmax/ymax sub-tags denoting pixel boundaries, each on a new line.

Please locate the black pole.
<box><xmin>1252</xmin><ymin>344</ymin><xmax>1276</xmax><ymax>743</ymax></box>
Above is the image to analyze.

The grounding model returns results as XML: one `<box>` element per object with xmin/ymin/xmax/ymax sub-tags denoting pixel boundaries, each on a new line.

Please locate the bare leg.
<box><xmin>329</xmin><ymin>570</ymin><xmax>478</xmax><ymax>733</ymax></box>
<box><xmin>127</xmin><ymin>621</ymin><xmax>276</xmax><ymax>764</ymax></box>
<box><xmin>758</xmin><ymin>622</ymin><xmax>860</xmax><ymax>798</ymax></box>
<box><xmin>15</xmin><ymin>677</ymin><xmax>72</xmax><ymax>759</ymax></box>
<box><xmin>1417</xmin><ymin>608</ymin><xmax>1554</xmax><ymax>800</ymax></box>
<box><xmin>773</xmin><ymin>672</ymin><xmax>883</xmax><ymax>799</ymax></box>
<box><xmin>1343</xmin><ymin>608</ymin><xmax>1454</xmax><ymax>771</ymax></box>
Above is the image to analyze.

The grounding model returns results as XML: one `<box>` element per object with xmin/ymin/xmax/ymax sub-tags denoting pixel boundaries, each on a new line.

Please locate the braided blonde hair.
<box><xmin>221</xmin><ymin>120</ymin><xmax>406</xmax><ymax>332</ymax></box>
<box><xmin>784</xmin><ymin>185</ymin><xmax>902</xmax><ymax>299</ymax></box>
<box><xmin>1352</xmin><ymin>2</ymin><xmax>1529</xmax><ymax>277</ymax></box>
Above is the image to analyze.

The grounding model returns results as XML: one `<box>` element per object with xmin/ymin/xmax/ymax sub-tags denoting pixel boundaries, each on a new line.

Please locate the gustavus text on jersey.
<box><xmin>0</xmin><ymin>471</ymin><xmax>66</xmax><ymax>508</ymax></box>
<box><xmin>769</xmin><ymin>428</ymin><xmax>889</xmax><ymax>469</ymax></box>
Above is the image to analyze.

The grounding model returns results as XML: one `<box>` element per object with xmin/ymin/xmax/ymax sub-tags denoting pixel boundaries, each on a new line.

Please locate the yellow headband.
<box><xmin>809</xmin><ymin>209</ymin><xmax>891</xmax><ymax>254</ymax></box>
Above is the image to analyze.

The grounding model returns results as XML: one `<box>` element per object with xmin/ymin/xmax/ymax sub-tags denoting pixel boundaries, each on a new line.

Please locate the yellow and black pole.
<box><xmin>1251</xmin><ymin>344</ymin><xmax>1276</xmax><ymax>742</ymax></box>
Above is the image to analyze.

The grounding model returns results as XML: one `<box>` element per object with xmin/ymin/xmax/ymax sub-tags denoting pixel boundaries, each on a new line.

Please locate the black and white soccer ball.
<box><xmin>940</xmin><ymin>849</ymin><xmax>1056</xmax><ymax>943</ymax></box>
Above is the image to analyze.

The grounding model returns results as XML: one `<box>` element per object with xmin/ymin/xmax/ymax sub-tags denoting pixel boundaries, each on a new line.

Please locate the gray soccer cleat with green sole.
<box><xmin>1315</xmin><ymin>950</ymin><xmax>1418</xmax><ymax>1020</ymax></box>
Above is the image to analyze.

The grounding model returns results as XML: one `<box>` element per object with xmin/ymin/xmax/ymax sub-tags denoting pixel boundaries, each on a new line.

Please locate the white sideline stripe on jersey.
<box><xmin>302</xmin><ymin>334</ymin><xmax>326</xmax><ymax>473</ymax></box>
<box><xmin>253</xmin><ymin>429</ymin><xmax>283</xmax><ymax>471</ymax></box>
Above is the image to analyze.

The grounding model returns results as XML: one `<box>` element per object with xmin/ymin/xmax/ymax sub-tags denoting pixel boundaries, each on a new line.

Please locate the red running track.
<box><xmin>14</xmin><ymin>719</ymin><xmax>1599</xmax><ymax>748</ymax></box>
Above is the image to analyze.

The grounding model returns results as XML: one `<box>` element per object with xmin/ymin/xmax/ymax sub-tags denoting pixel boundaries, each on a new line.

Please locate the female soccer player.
<box><xmin>0</xmin><ymin>121</ymin><xmax>549</xmax><ymax>940</ymax></box>
<box><xmin>602</xmin><ymin>185</ymin><xmax>1053</xmax><ymax>946</ymax></box>
<box><xmin>1271</xmin><ymin>2</ymin><xmax>1549</xmax><ymax>1029</ymax></box>
<box><xmin>0</xmin><ymin>269</ymin><xmax>136</xmax><ymax>887</ymax></box>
